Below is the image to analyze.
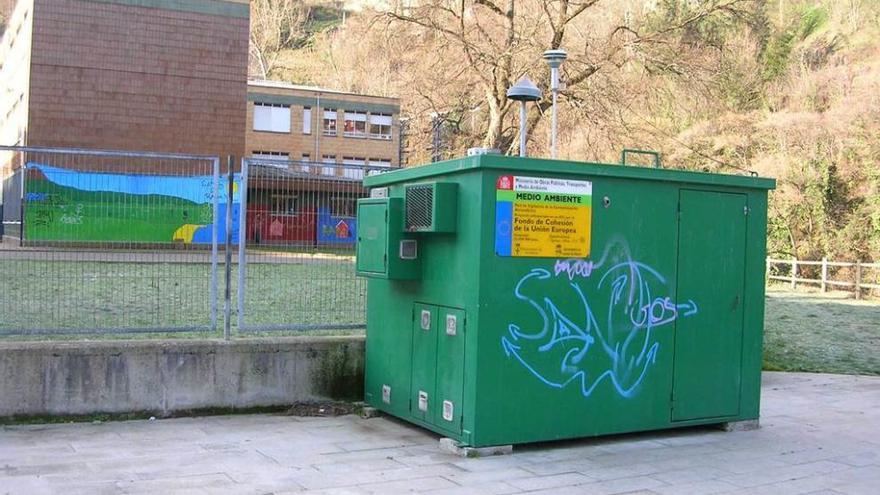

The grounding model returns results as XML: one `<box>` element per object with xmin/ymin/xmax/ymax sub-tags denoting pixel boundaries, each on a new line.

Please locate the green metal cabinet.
<box><xmin>357</xmin><ymin>155</ymin><xmax>775</xmax><ymax>447</ymax></box>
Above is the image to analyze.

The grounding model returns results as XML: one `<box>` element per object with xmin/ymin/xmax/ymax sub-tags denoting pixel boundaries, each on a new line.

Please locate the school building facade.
<box><xmin>0</xmin><ymin>0</ymin><xmax>401</xmax><ymax>245</ymax></box>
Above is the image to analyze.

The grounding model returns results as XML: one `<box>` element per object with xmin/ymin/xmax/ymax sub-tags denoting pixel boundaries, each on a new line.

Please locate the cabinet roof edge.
<box><xmin>363</xmin><ymin>155</ymin><xmax>776</xmax><ymax>190</ymax></box>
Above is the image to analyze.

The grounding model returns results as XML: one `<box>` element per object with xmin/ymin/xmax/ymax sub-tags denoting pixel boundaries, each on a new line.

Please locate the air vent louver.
<box><xmin>405</xmin><ymin>185</ymin><xmax>435</xmax><ymax>231</ymax></box>
<box><xmin>403</xmin><ymin>182</ymin><xmax>457</xmax><ymax>233</ymax></box>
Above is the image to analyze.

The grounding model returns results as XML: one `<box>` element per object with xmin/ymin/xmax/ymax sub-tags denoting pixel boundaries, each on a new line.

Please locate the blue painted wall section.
<box><xmin>317</xmin><ymin>206</ymin><xmax>357</xmax><ymax>244</ymax></box>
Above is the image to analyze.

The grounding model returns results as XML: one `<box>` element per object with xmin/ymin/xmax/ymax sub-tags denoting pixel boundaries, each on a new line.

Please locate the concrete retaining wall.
<box><xmin>0</xmin><ymin>336</ymin><xmax>365</xmax><ymax>419</ymax></box>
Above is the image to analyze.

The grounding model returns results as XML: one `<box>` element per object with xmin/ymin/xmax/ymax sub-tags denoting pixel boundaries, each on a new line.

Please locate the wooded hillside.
<box><xmin>255</xmin><ymin>0</ymin><xmax>877</xmax><ymax>262</ymax></box>
<box><xmin>2</xmin><ymin>0</ymin><xmax>875</xmax><ymax>262</ymax></box>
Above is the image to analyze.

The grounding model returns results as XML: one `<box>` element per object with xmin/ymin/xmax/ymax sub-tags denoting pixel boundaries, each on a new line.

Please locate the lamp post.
<box><xmin>543</xmin><ymin>49</ymin><xmax>567</xmax><ymax>159</ymax></box>
<box><xmin>506</xmin><ymin>76</ymin><xmax>542</xmax><ymax>157</ymax></box>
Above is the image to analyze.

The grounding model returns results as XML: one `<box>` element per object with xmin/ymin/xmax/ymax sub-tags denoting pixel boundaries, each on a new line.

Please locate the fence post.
<box><xmin>237</xmin><ymin>157</ymin><xmax>249</xmax><ymax>332</ymax></box>
<box><xmin>821</xmin><ymin>257</ymin><xmax>827</xmax><ymax>292</ymax></box>
<box><xmin>19</xmin><ymin>164</ymin><xmax>25</xmax><ymax>247</ymax></box>
<box><xmin>855</xmin><ymin>261</ymin><xmax>862</xmax><ymax>300</ymax></box>
<box><xmin>210</xmin><ymin>157</ymin><xmax>220</xmax><ymax>333</ymax></box>
<box><xmin>791</xmin><ymin>258</ymin><xmax>797</xmax><ymax>289</ymax></box>
<box><xmin>224</xmin><ymin>155</ymin><xmax>234</xmax><ymax>341</ymax></box>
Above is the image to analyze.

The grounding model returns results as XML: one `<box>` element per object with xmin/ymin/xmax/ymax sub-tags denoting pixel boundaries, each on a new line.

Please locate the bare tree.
<box><xmin>249</xmin><ymin>0</ymin><xmax>311</xmax><ymax>79</ymax></box>
<box><xmin>383</xmin><ymin>0</ymin><xmax>756</xmax><ymax>154</ymax></box>
<box><xmin>0</xmin><ymin>0</ymin><xmax>15</xmax><ymax>35</ymax></box>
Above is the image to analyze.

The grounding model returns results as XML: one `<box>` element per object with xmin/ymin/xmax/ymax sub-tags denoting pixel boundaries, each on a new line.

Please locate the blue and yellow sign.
<box><xmin>494</xmin><ymin>175</ymin><xmax>592</xmax><ymax>257</ymax></box>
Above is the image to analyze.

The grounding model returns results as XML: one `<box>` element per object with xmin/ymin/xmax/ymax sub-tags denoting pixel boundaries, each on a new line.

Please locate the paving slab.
<box><xmin>1</xmin><ymin>372</ymin><xmax>879</xmax><ymax>494</ymax></box>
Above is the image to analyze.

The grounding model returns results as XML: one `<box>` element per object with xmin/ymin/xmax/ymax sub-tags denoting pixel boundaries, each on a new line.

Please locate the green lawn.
<box><xmin>763</xmin><ymin>288</ymin><xmax>880</xmax><ymax>375</ymax></box>
<box><xmin>2</xmin><ymin>258</ymin><xmax>878</xmax><ymax>378</ymax></box>
<box><xmin>0</xmin><ymin>258</ymin><xmax>364</xmax><ymax>338</ymax></box>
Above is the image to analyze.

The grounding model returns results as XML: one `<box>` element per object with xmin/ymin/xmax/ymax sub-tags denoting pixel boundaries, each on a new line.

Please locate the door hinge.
<box><xmin>744</xmin><ymin>206</ymin><xmax>749</xmax><ymax>216</ymax></box>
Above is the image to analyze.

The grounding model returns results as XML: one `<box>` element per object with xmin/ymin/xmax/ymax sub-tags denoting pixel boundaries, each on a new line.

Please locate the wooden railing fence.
<box><xmin>766</xmin><ymin>258</ymin><xmax>880</xmax><ymax>300</ymax></box>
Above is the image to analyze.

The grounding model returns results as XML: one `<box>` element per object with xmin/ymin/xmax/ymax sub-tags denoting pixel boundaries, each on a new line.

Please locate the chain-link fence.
<box><xmin>1</xmin><ymin>159</ymin><xmax>23</xmax><ymax>241</ymax></box>
<box><xmin>0</xmin><ymin>147</ymin><xmax>397</xmax><ymax>339</ymax></box>
<box><xmin>0</xmin><ymin>146</ymin><xmax>221</xmax><ymax>337</ymax></box>
<box><xmin>235</xmin><ymin>157</ymin><xmax>390</xmax><ymax>332</ymax></box>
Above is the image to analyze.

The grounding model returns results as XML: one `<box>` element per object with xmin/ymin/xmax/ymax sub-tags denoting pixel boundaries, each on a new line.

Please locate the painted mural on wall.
<box><xmin>24</xmin><ymin>163</ymin><xmax>240</xmax><ymax>243</ymax></box>
<box><xmin>501</xmin><ymin>239</ymin><xmax>698</xmax><ymax>398</ymax></box>
<box><xmin>317</xmin><ymin>206</ymin><xmax>357</xmax><ymax>245</ymax></box>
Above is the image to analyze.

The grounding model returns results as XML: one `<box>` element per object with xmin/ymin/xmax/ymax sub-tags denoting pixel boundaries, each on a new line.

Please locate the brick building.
<box><xmin>0</xmin><ymin>0</ymin><xmax>249</xmax><ymax>160</ymax></box>
<box><xmin>246</xmin><ymin>79</ymin><xmax>401</xmax><ymax>173</ymax></box>
<box><xmin>0</xmin><ymin>0</ymin><xmax>249</xmax><ymax>236</ymax></box>
<box><xmin>244</xmin><ymin>80</ymin><xmax>401</xmax><ymax>245</ymax></box>
<box><xmin>0</xmin><ymin>0</ymin><xmax>401</xmax><ymax>246</ymax></box>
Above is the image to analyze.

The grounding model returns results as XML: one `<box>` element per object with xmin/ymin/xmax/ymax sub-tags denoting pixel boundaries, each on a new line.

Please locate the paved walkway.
<box><xmin>2</xmin><ymin>372</ymin><xmax>879</xmax><ymax>494</ymax></box>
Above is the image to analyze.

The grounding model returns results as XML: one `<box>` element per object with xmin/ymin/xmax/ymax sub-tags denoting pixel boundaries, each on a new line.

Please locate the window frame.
<box><xmin>270</xmin><ymin>194</ymin><xmax>299</xmax><ymax>217</ymax></box>
<box><xmin>253</xmin><ymin>102</ymin><xmax>291</xmax><ymax>134</ymax></box>
<box><xmin>369</xmin><ymin>113</ymin><xmax>393</xmax><ymax>140</ymax></box>
<box><xmin>343</xmin><ymin>111</ymin><xmax>368</xmax><ymax>138</ymax></box>
<box><xmin>322</xmin><ymin>109</ymin><xmax>338</xmax><ymax>136</ymax></box>
<box><xmin>302</xmin><ymin>106</ymin><xmax>312</xmax><ymax>135</ymax></box>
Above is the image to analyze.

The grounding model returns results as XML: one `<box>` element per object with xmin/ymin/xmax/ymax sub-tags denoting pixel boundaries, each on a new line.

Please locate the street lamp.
<box><xmin>506</xmin><ymin>76</ymin><xmax>542</xmax><ymax>157</ymax></box>
<box><xmin>543</xmin><ymin>48</ymin><xmax>567</xmax><ymax>159</ymax></box>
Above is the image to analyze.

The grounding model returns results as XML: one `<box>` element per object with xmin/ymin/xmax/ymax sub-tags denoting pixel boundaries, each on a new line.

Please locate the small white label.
<box><xmin>445</xmin><ymin>314</ymin><xmax>457</xmax><ymax>336</ymax></box>
<box><xmin>418</xmin><ymin>391</ymin><xmax>428</xmax><ymax>412</ymax></box>
<box><xmin>381</xmin><ymin>385</ymin><xmax>391</xmax><ymax>404</ymax></box>
<box><xmin>420</xmin><ymin>310</ymin><xmax>431</xmax><ymax>330</ymax></box>
<box><xmin>442</xmin><ymin>400</ymin><xmax>454</xmax><ymax>422</ymax></box>
<box><xmin>370</xmin><ymin>187</ymin><xmax>388</xmax><ymax>198</ymax></box>
<box><xmin>512</xmin><ymin>176</ymin><xmax>592</xmax><ymax>195</ymax></box>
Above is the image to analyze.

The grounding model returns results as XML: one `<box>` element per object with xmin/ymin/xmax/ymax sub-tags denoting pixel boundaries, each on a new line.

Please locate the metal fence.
<box><xmin>767</xmin><ymin>257</ymin><xmax>880</xmax><ymax>299</ymax></box>
<box><xmin>19</xmin><ymin>148</ymin><xmax>875</xmax><ymax>339</ymax></box>
<box><xmin>0</xmin><ymin>147</ymin><xmax>395</xmax><ymax>339</ymax></box>
<box><xmin>0</xmin><ymin>145</ymin><xmax>221</xmax><ymax>336</ymax></box>
<box><xmin>1</xmin><ymin>165</ymin><xmax>23</xmax><ymax>241</ymax></box>
<box><xmin>235</xmin><ymin>157</ymin><xmax>390</xmax><ymax>332</ymax></box>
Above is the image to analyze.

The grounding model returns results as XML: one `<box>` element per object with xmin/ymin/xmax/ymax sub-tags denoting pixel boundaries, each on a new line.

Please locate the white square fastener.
<box><xmin>445</xmin><ymin>314</ymin><xmax>457</xmax><ymax>336</ymax></box>
<box><xmin>442</xmin><ymin>400</ymin><xmax>454</xmax><ymax>421</ymax></box>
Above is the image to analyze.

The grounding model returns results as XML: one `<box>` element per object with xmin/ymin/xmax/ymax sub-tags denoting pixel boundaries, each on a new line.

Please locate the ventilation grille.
<box><xmin>406</xmin><ymin>185</ymin><xmax>434</xmax><ymax>230</ymax></box>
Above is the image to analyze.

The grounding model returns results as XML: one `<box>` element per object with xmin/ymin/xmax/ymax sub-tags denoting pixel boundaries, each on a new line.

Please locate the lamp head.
<box><xmin>506</xmin><ymin>76</ymin><xmax>542</xmax><ymax>102</ymax></box>
<box><xmin>542</xmin><ymin>49</ymin><xmax>568</xmax><ymax>69</ymax></box>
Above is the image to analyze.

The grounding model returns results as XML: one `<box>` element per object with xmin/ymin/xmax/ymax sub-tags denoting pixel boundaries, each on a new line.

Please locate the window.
<box><xmin>253</xmin><ymin>103</ymin><xmax>291</xmax><ymax>133</ymax></box>
<box><xmin>251</xmin><ymin>151</ymin><xmax>289</xmax><ymax>168</ymax></box>
<box><xmin>322</xmin><ymin>154</ymin><xmax>337</xmax><ymax>176</ymax></box>
<box><xmin>369</xmin><ymin>113</ymin><xmax>393</xmax><ymax>140</ymax></box>
<box><xmin>300</xmin><ymin>153</ymin><xmax>311</xmax><ymax>173</ymax></box>
<box><xmin>330</xmin><ymin>197</ymin><xmax>357</xmax><ymax>217</ymax></box>
<box><xmin>271</xmin><ymin>194</ymin><xmax>298</xmax><ymax>216</ymax></box>
<box><xmin>369</xmin><ymin>158</ymin><xmax>392</xmax><ymax>168</ymax></box>
<box><xmin>302</xmin><ymin>106</ymin><xmax>312</xmax><ymax>134</ymax></box>
<box><xmin>344</xmin><ymin>111</ymin><xmax>367</xmax><ymax>138</ymax></box>
<box><xmin>342</xmin><ymin>156</ymin><xmax>366</xmax><ymax>180</ymax></box>
<box><xmin>323</xmin><ymin>109</ymin><xmax>337</xmax><ymax>136</ymax></box>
